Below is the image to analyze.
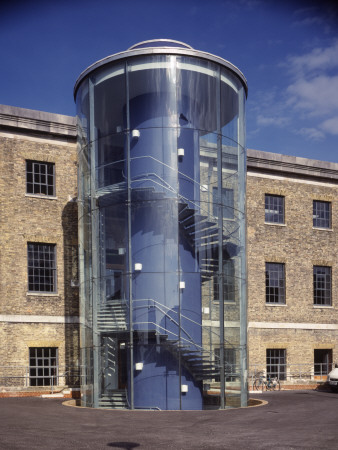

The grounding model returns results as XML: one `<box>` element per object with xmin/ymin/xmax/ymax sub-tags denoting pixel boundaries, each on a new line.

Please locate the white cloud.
<box><xmin>297</xmin><ymin>127</ymin><xmax>325</xmax><ymax>140</ymax></box>
<box><xmin>281</xmin><ymin>40</ymin><xmax>338</xmax><ymax>141</ymax></box>
<box><xmin>256</xmin><ymin>114</ymin><xmax>289</xmax><ymax>127</ymax></box>
<box><xmin>287</xmin><ymin>41</ymin><xmax>338</xmax><ymax>75</ymax></box>
<box><xmin>320</xmin><ymin>116</ymin><xmax>338</xmax><ymax>135</ymax></box>
<box><xmin>286</xmin><ymin>75</ymin><xmax>338</xmax><ymax>116</ymax></box>
<box><xmin>251</xmin><ymin>41</ymin><xmax>338</xmax><ymax>143</ymax></box>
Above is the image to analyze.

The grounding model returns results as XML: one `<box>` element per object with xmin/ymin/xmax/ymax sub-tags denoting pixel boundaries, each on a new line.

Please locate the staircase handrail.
<box><xmin>95</xmin><ymin>153</ymin><xmax>243</xmax><ymax>228</ymax></box>
<box><xmin>133</xmin><ymin>297</ymin><xmax>235</xmax><ymax>351</ymax></box>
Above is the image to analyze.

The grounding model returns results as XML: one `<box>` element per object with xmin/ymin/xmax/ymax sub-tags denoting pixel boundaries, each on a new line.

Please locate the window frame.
<box><xmin>26</xmin><ymin>160</ymin><xmax>55</xmax><ymax>197</ymax></box>
<box><xmin>313</xmin><ymin>265</ymin><xmax>332</xmax><ymax>306</ymax></box>
<box><xmin>313</xmin><ymin>200</ymin><xmax>331</xmax><ymax>229</ymax></box>
<box><xmin>314</xmin><ymin>349</ymin><xmax>332</xmax><ymax>376</ymax></box>
<box><xmin>214</xmin><ymin>347</ymin><xmax>237</xmax><ymax>382</ymax></box>
<box><xmin>265</xmin><ymin>262</ymin><xmax>285</xmax><ymax>304</ymax></box>
<box><xmin>265</xmin><ymin>194</ymin><xmax>285</xmax><ymax>224</ymax></box>
<box><xmin>213</xmin><ymin>259</ymin><xmax>235</xmax><ymax>303</ymax></box>
<box><xmin>266</xmin><ymin>348</ymin><xmax>286</xmax><ymax>380</ymax></box>
<box><xmin>29</xmin><ymin>347</ymin><xmax>58</xmax><ymax>387</ymax></box>
<box><xmin>212</xmin><ymin>187</ymin><xmax>234</xmax><ymax>220</ymax></box>
<box><xmin>27</xmin><ymin>242</ymin><xmax>57</xmax><ymax>293</ymax></box>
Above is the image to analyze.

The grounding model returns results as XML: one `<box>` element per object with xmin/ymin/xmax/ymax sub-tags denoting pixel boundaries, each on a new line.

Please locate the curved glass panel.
<box><xmin>128</xmin><ymin>55</ymin><xmax>177</xmax><ymax>129</ymax></box>
<box><xmin>92</xmin><ymin>63</ymin><xmax>126</xmax><ymax>139</ymax></box>
<box><xmin>76</xmin><ymin>79</ymin><xmax>89</xmax><ymax>146</ymax></box>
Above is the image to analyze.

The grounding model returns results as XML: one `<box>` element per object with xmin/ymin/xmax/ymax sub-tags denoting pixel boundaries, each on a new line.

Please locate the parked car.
<box><xmin>327</xmin><ymin>367</ymin><xmax>338</xmax><ymax>392</ymax></box>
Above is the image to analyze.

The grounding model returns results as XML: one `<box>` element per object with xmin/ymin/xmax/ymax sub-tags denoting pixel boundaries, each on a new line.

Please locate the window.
<box><xmin>265</xmin><ymin>194</ymin><xmax>284</xmax><ymax>224</ymax></box>
<box><xmin>29</xmin><ymin>347</ymin><xmax>58</xmax><ymax>386</ymax></box>
<box><xmin>266</xmin><ymin>349</ymin><xmax>286</xmax><ymax>380</ymax></box>
<box><xmin>212</xmin><ymin>187</ymin><xmax>234</xmax><ymax>219</ymax></box>
<box><xmin>106</xmin><ymin>270</ymin><xmax>123</xmax><ymax>300</ymax></box>
<box><xmin>265</xmin><ymin>262</ymin><xmax>285</xmax><ymax>304</ymax></box>
<box><xmin>28</xmin><ymin>243</ymin><xmax>56</xmax><ymax>292</ymax></box>
<box><xmin>213</xmin><ymin>259</ymin><xmax>235</xmax><ymax>302</ymax></box>
<box><xmin>26</xmin><ymin>160</ymin><xmax>55</xmax><ymax>196</ymax></box>
<box><xmin>313</xmin><ymin>200</ymin><xmax>331</xmax><ymax>228</ymax></box>
<box><xmin>214</xmin><ymin>348</ymin><xmax>236</xmax><ymax>382</ymax></box>
<box><xmin>313</xmin><ymin>266</ymin><xmax>331</xmax><ymax>306</ymax></box>
<box><xmin>314</xmin><ymin>349</ymin><xmax>332</xmax><ymax>376</ymax></box>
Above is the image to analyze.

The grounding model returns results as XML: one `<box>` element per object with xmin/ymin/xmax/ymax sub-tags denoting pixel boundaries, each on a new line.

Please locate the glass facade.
<box><xmin>75</xmin><ymin>40</ymin><xmax>247</xmax><ymax>410</ymax></box>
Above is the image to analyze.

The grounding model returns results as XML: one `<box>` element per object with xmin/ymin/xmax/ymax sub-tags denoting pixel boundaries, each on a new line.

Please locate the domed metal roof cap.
<box><xmin>129</xmin><ymin>39</ymin><xmax>193</xmax><ymax>50</ymax></box>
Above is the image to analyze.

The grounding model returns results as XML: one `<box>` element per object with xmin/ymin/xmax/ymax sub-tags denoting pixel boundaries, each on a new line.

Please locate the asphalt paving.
<box><xmin>0</xmin><ymin>390</ymin><xmax>337</xmax><ymax>449</ymax></box>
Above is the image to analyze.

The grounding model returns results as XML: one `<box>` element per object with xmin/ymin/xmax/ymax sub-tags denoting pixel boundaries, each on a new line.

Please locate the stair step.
<box><xmin>98</xmin><ymin>391</ymin><xmax>128</xmax><ymax>409</ymax></box>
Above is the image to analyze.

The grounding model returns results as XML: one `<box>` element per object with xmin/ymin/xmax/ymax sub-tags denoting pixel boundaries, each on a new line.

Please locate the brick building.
<box><xmin>0</xmin><ymin>104</ymin><xmax>337</xmax><ymax>396</ymax></box>
<box><xmin>247</xmin><ymin>149</ymin><xmax>338</xmax><ymax>387</ymax></box>
<box><xmin>0</xmin><ymin>105</ymin><xmax>79</xmax><ymax>394</ymax></box>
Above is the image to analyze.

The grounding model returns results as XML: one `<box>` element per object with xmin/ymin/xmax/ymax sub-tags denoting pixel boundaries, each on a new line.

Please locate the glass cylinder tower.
<box><xmin>74</xmin><ymin>39</ymin><xmax>248</xmax><ymax>410</ymax></box>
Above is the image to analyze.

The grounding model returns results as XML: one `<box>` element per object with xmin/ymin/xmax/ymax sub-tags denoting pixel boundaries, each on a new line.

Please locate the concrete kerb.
<box><xmin>62</xmin><ymin>397</ymin><xmax>268</xmax><ymax>410</ymax></box>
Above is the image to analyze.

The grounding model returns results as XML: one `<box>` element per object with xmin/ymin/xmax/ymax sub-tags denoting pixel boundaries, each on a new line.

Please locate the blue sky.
<box><xmin>1</xmin><ymin>0</ymin><xmax>337</xmax><ymax>162</ymax></box>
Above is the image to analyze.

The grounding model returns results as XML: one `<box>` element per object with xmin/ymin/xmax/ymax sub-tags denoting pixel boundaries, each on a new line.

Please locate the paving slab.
<box><xmin>0</xmin><ymin>390</ymin><xmax>337</xmax><ymax>449</ymax></box>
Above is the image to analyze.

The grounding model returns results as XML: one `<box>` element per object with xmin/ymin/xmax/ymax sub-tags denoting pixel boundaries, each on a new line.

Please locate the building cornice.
<box><xmin>0</xmin><ymin>104</ymin><xmax>77</xmax><ymax>141</ymax></box>
<box><xmin>247</xmin><ymin>148</ymin><xmax>338</xmax><ymax>182</ymax></box>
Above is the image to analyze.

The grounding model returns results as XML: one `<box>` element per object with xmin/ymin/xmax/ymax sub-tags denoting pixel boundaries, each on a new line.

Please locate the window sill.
<box><xmin>27</xmin><ymin>292</ymin><xmax>59</xmax><ymax>297</ymax></box>
<box><xmin>213</xmin><ymin>301</ymin><xmax>236</xmax><ymax>304</ymax></box>
<box><xmin>313</xmin><ymin>305</ymin><xmax>333</xmax><ymax>309</ymax></box>
<box><xmin>312</xmin><ymin>227</ymin><xmax>332</xmax><ymax>232</ymax></box>
<box><xmin>265</xmin><ymin>222</ymin><xmax>286</xmax><ymax>227</ymax></box>
<box><xmin>25</xmin><ymin>194</ymin><xmax>57</xmax><ymax>200</ymax></box>
<box><xmin>265</xmin><ymin>303</ymin><xmax>287</xmax><ymax>307</ymax></box>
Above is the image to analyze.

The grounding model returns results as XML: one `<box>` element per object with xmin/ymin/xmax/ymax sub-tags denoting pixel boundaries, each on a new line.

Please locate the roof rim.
<box><xmin>74</xmin><ymin>46</ymin><xmax>248</xmax><ymax>99</ymax></box>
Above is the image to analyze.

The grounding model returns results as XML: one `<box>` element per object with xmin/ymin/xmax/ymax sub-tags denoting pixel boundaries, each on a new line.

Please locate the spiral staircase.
<box><xmin>94</xmin><ymin>173</ymin><xmax>238</xmax><ymax>408</ymax></box>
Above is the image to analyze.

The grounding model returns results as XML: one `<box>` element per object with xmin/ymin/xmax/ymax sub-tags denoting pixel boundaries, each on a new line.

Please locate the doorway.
<box><xmin>314</xmin><ymin>349</ymin><xmax>332</xmax><ymax>379</ymax></box>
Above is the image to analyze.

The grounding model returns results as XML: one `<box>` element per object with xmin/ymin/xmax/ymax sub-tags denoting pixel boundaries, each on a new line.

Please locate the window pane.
<box><xmin>213</xmin><ymin>259</ymin><xmax>235</xmax><ymax>302</ymax></box>
<box><xmin>214</xmin><ymin>348</ymin><xmax>237</xmax><ymax>382</ymax></box>
<box><xmin>212</xmin><ymin>187</ymin><xmax>234</xmax><ymax>219</ymax></box>
<box><xmin>265</xmin><ymin>263</ymin><xmax>285</xmax><ymax>304</ymax></box>
<box><xmin>26</xmin><ymin>160</ymin><xmax>55</xmax><ymax>196</ymax></box>
<box><xmin>314</xmin><ymin>349</ymin><xmax>332</xmax><ymax>375</ymax></box>
<box><xmin>313</xmin><ymin>266</ymin><xmax>331</xmax><ymax>305</ymax></box>
<box><xmin>29</xmin><ymin>347</ymin><xmax>58</xmax><ymax>387</ymax></box>
<box><xmin>266</xmin><ymin>349</ymin><xmax>286</xmax><ymax>380</ymax></box>
<box><xmin>27</xmin><ymin>243</ymin><xmax>56</xmax><ymax>292</ymax></box>
<box><xmin>313</xmin><ymin>200</ymin><xmax>331</xmax><ymax>228</ymax></box>
<box><xmin>265</xmin><ymin>194</ymin><xmax>284</xmax><ymax>224</ymax></box>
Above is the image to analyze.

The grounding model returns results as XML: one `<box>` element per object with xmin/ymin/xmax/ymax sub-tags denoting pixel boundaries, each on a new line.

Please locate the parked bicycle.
<box><xmin>253</xmin><ymin>372</ymin><xmax>281</xmax><ymax>391</ymax></box>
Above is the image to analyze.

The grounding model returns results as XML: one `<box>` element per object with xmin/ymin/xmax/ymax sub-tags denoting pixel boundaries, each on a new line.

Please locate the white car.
<box><xmin>327</xmin><ymin>367</ymin><xmax>338</xmax><ymax>392</ymax></box>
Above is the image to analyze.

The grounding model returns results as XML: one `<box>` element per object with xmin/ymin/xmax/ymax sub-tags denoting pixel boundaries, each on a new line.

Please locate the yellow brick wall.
<box><xmin>0</xmin><ymin>133</ymin><xmax>79</xmax><ymax>370</ymax></box>
<box><xmin>247</xmin><ymin>172</ymin><xmax>338</xmax><ymax>374</ymax></box>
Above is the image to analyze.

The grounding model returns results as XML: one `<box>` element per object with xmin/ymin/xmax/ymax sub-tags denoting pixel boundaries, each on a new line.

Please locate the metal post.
<box><xmin>126</xmin><ymin>62</ymin><xmax>134</xmax><ymax>410</ymax></box>
<box><xmin>216</xmin><ymin>67</ymin><xmax>225</xmax><ymax>409</ymax></box>
<box><xmin>238</xmin><ymin>85</ymin><xmax>248</xmax><ymax>408</ymax></box>
<box><xmin>89</xmin><ymin>78</ymin><xmax>100</xmax><ymax>408</ymax></box>
<box><xmin>178</xmin><ymin>272</ymin><xmax>182</xmax><ymax>410</ymax></box>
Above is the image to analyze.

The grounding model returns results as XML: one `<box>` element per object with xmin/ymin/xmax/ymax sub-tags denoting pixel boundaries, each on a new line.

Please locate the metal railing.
<box><xmin>249</xmin><ymin>362</ymin><xmax>335</xmax><ymax>387</ymax></box>
<box><xmin>0</xmin><ymin>366</ymin><xmax>81</xmax><ymax>392</ymax></box>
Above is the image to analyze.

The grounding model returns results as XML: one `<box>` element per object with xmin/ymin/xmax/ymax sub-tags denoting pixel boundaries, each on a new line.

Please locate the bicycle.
<box><xmin>253</xmin><ymin>373</ymin><xmax>281</xmax><ymax>391</ymax></box>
